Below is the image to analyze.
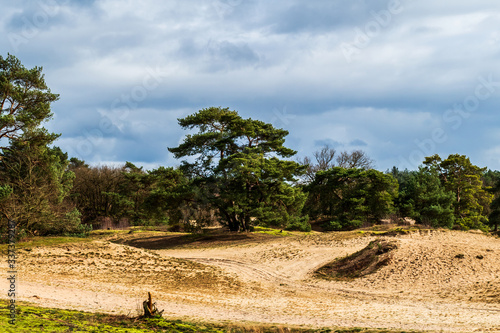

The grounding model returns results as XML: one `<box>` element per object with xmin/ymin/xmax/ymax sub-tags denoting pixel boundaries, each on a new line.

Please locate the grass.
<box><xmin>253</xmin><ymin>226</ymin><xmax>292</xmax><ymax>236</ymax></box>
<box><xmin>0</xmin><ymin>228</ymin><xmax>177</xmax><ymax>254</ymax></box>
<box><xmin>1</xmin><ymin>303</ymin><xmax>226</xmax><ymax>332</ymax></box>
<box><xmin>0</xmin><ymin>303</ymin><xmax>424</xmax><ymax>333</ymax></box>
<box><xmin>0</xmin><ymin>228</ymin><xmax>135</xmax><ymax>254</ymax></box>
<box><xmin>0</xmin><ymin>236</ymin><xmax>93</xmax><ymax>255</ymax></box>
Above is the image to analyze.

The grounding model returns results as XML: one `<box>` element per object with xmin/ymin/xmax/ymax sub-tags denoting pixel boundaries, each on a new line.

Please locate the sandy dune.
<box><xmin>1</xmin><ymin>229</ymin><xmax>499</xmax><ymax>332</ymax></box>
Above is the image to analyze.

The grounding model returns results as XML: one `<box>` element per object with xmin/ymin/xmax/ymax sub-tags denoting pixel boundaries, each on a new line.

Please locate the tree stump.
<box><xmin>142</xmin><ymin>292</ymin><xmax>164</xmax><ymax>318</ymax></box>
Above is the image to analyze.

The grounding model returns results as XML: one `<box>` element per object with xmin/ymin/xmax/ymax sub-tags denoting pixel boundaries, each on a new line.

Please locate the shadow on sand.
<box><xmin>115</xmin><ymin>231</ymin><xmax>254</xmax><ymax>250</ymax></box>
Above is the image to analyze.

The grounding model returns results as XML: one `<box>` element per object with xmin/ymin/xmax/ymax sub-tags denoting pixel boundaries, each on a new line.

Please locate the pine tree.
<box><xmin>423</xmin><ymin>154</ymin><xmax>493</xmax><ymax>230</ymax></box>
<box><xmin>305</xmin><ymin>167</ymin><xmax>397</xmax><ymax>230</ymax></box>
<box><xmin>410</xmin><ymin>168</ymin><xmax>455</xmax><ymax>228</ymax></box>
<box><xmin>168</xmin><ymin>107</ymin><xmax>307</xmax><ymax>231</ymax></box>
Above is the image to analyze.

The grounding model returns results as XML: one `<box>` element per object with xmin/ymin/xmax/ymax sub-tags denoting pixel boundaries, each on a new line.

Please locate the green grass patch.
<box><xmin>89</xmin><ymin>229</ymin><xmax>131</xmax><ymax>236</ymax></box>
<box><xmin>0</xmin><ymin>236</ymin><xmax>93</xmax><ymax>255</ymax></box>
<box><xmin>0</xmin><ymin>303</ymin><xmax>226</xmax><ymax>332</ymax></box>
<box><xmin>0</xmin><ymin>303</ymin><xmax>423</xmax><ymax>333</ymax></box>
<box><xmin>0</xmin><ymin>229</ymin><xmax>178</xmax><ymax>254</ymax></box>
<box><xmin>361</xmin><ymin>226</ymin><xmax>428</xmax><ymax>237</ymax></box>
<box><xmin>253</xmin><ymin>226</ymin><xmax>291</xmax><ymax>236</ymax></box>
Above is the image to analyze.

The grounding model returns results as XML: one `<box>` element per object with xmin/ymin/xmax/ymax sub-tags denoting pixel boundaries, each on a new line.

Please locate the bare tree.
<box><xmin>313</xmin><ymin>145</ymin><xmax>336</xmax><ymax>170</ymax></box>
<box><xmin>70</xmin><ymin>165</ymin><xmax>125</xmax><ymax>226</ymax></box>
<box><xmin>298</xmin><ymin>145</ymin><xmax>336</xmax><ymax>183</ymax></box>
<box><xmin>336</xmin><ymin>150</ymin><xmax>374</xmax><ymax>170</ymax></box>
<box><xmin>299</xmin><ymin>146</ymin><xmax>374</xmax><ymax>184</ymax></box>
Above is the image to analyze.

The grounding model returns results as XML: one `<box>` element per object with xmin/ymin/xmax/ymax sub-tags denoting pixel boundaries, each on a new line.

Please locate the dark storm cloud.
<box><xmin>2</xmin><ymin>0</ymin><xmax>500</xmax><ymax>170</ymax></box>
<box><xmin>210</xmin><ymin>40</ymin><xmax>259</xmax><ymax>64</ymax></box>
<box><xmin>262</xmin><ymin>0</ymin><xmax>391</xmax><ymax>34</ymax></box>
<box><xmin>177</xmin><ymin>38</ymin><xmax>261</xmax><ymax>72</ymax></box>
<box><xmin>6</xmin><ymin>9</ymin><xmax>66</xmax><ymax>31</ymax></box>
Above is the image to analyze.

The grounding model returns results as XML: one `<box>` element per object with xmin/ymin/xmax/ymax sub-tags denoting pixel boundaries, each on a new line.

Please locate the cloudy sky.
<box><xmin>2</xmin><ymin>0</ymin><xmax>500</xmax><ymax>171</ymax></box>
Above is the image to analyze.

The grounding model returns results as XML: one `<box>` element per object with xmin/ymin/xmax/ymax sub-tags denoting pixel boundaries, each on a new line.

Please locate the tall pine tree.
<box><xmin>168</xmin><ymin>107</ymin><xmax>307</xmax><ymax>231</ymax></box>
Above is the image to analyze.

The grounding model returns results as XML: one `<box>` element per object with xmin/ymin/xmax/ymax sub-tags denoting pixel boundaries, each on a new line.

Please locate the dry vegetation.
<box><xmin>315</xmin><ymin>239</ymin><xmax>399</xmax><ymax>280</ymax></box>
<box><xmin>1</xmin><ymin>227</ymin><xmax>499</xmax><ymax>332</ymax></box>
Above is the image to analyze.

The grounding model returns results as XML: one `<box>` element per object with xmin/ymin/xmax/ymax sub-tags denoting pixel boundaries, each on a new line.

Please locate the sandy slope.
<box><xmin>1</xmin><ymin>229</ymin><xmax>499</xmax><ymax>332</ymax></box>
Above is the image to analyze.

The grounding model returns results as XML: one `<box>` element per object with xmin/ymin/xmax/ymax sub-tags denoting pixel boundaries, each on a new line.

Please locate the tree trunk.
<box><xmin>244</xmin><ymin>214</ymin><xmax>251</xmax><ymax>231</ymax></box>
<box><xmin>228</xmin><ymin>218</ymin><xmax>240</xmax><ymax>231</ymax></box>
<box><xmin>220</xmin><ymin>208</ymin><xmax>239</xmax><ymax>231</ymax></box>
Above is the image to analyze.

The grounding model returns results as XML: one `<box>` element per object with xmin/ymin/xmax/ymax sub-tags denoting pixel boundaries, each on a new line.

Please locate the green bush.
<box><xmin>322</xmin><ymin>220</ymin><xmax>343</xmax><ymax>231</ymax></box>
<box><xmin>58</xmin><ymin>208</ymin><xmax>93</xmax><ymax>237</ymax></box>
<box><xmin>455</xmin><ymin>215</ymin><xmax>488</xmax><ymax>231</ymax></box>
<box><xmin>285</xmin><ymin>216</ymin><xmax>311</xmax><ymax>232</ymax></box>
<box><xmin>322</xmin><ymin>219</ymin><xmax>363</xmax><ymax>231</ymax></box>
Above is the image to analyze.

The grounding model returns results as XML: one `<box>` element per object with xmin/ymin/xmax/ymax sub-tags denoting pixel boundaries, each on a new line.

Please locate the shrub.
<box><xmin>322</xmin><ymin>219</ymin><xmax>363</xmax><ymax>231</ymax></box>
<box><xmin>285</xmin><ymin>216</ymin><xmax>311</xmax><ymax>232</ymax></box>
<box><xmin>455</xmin><ymin>215</ymin><xmax>488</xmax><ymax>231</ymax></box>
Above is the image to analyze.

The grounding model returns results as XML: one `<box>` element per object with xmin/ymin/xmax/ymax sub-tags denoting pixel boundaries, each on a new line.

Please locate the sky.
<box><xmin>2</xmin><ymin>0</ymin><xmax>500</xmax><ymax>171</ymax></box>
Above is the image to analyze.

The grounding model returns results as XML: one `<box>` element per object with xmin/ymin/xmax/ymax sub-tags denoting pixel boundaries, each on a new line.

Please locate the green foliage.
<box><xmin>362</xmin><ymin>169</ymin><xmax>399</xmax><ymax>222</ymax></box>
<box><xmin>323</xmin><ymin>220</ymin><xmax>344</xmax><ymax>231</ymax></box>
<box><xmin>63</xmin><ymin>209</ymin><xmax>92</xmax><ymax>237</ymax></box>
<box><xmin>388</xmin><ymin>167</ymin><xmax>417</xmax><ymax>219</ymax></box>
<box><xmin>0</xmin><ymin>130</ymin><xmax>81</xmax><ymax>235</ymax></box>
<box><xmin>392</xmin><ymin>155</ymin><xmax>493</xmax><ymax>230</ymax></box>
<box><xmin>144</xmin><ymin>165</ymin><xmax>193</xmax><ymax>223</ymax></box>
<box><xmin>485</xmin><ymin>170</ymin><xmax>500</xmax><ymax>232</ymax></box>
<box><xmin>112</xmin><ymin>163</ymin><xmax>192</xmax><ymax>226</ymax></box>
<box><xmin>169</xmin><ymin>107</ymin><xmax>306</xmax><ymax>231</ymax></box>
<box><xmin>423</xmin><ymin>154</ymin><xmax>493</xmax><ymax>230</ymax></box>
<box><xmin>0</xmin><ymin>305</ymin><xmax>227</xmax><ymax>332</ymax></box>
<box><xmin>305</xmin><ymin>167</ymin><xmax>398</xmax><ymax>228</ymax></box>
<box><xmin>69</xmin><ymin>162</ymin><xmax>191</xmax><ymax>228</ymax></box>
<box><xmin>0</xmin><ymin>54</ymin><xmax>84</xmax><ymax>236</ymax></box>
<box><xmin>400</xmin><ymin>168</ymin><xmax>455</xmax><ymax>228</ymax></box>
<box><xmin>454</xmin><ymin>215</ymin><xmax>489</xmax><ymax>231</ymax></box>
<box><xmin>0</xmin><ymin>184</ymin><xmax>12</xmax><ymax>202</ymax></box>
<box><xmin>0</xmin><ymin>234</ymin><xmax>93</xmax><ymax>250</ymax></box>
<box><xmin>285</xmin><ymin>215</ymin><xmax>311</xmax><ymax>232</ymax></box>
<box><xmin>322</xmin><ymin>219</ymin><xmax>363</xmax><ymax>231</ymax></box>
<box><xmin>0</xmin><ymin>54</ymin><xmax>59</xmax><ymax>146</ymax></box>
<box><xmin>68</xmin><ymin>157</ymin><xmax>88</xmax><ymax>169</ymax></box>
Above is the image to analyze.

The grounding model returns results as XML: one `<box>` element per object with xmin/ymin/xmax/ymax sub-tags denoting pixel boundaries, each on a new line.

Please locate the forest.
<box><xmin>2</xmin><ymin>53</ymin><xmax>500</xmax><ymax>240</ymax></box>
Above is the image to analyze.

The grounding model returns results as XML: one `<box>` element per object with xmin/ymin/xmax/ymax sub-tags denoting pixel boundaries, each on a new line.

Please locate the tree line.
<box><xmin>1</xmin><ymin>54</ymin><xmax>499</xmax><ymax>239</ymax></box>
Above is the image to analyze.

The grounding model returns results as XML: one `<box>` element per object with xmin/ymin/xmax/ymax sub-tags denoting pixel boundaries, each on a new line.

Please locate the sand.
<box><xmin>1</xmin><ymin>229</ymin><xmax>499</xmax><ymax>332</ymax></box>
